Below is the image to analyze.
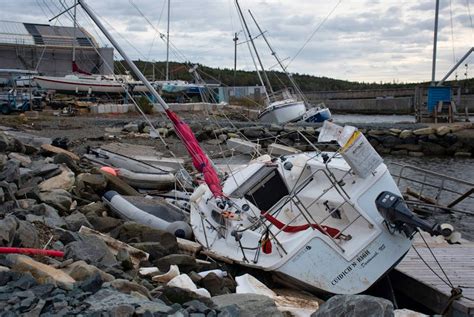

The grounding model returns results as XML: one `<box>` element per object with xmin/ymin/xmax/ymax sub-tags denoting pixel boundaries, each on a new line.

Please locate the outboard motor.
<box><xmin>375</xmin><ymin>191</ymin><xmax>453</xmax><ymax>238</ymax></box>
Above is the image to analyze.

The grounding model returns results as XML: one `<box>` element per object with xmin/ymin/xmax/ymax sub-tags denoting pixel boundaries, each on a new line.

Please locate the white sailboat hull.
<box><xmin>190</xmin><ymin>152</ymin><xmax>412</xmax><ymax>294</ymax></box>
<box><xmin>34</xmin><ymin>76</ymin><xmax>148</xmax><ymax>94</ymax></box>
<box><xmin>258</xmin><ymin>99</ymin><xmax>307</xmax><ymax>124</ymax></box>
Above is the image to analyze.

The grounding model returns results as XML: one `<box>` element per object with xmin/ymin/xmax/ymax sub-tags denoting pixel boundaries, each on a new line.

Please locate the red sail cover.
<box><xmin>165</xmin><ymin>109</ymin><xmax>223</xmax><ymax>197</ymax></box>
<box><xmin>72</xmin><ymin>61</ymin><xmax>92</xmax><ymax>75</ymax></box>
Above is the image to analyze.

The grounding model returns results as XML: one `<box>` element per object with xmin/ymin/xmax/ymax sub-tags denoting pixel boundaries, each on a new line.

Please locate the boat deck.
<box><xmin>393</xmin><ymin>232</ymin><xmax>474</xmax><ymax>316</ymax></box>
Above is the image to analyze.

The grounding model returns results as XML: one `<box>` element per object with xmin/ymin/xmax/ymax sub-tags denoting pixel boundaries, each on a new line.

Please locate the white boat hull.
<box><xmin>190</xmin><ymin>152</ymin><xmax>412</xmax><ymax>294</ymax></box>
<box><xmin>34</xmin><ymin>76</ymin><xmax>148</xmax><ymax>94</ymax></box>
<box><xmin>258</xmin><ymin>99</ymin><xmax>306</xmax><ymax>124</ymax></box>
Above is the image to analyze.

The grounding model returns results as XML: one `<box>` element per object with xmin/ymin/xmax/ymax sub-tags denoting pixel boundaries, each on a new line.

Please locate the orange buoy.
<box><xmin>100</xmin><ymin>166</ymin><xmax>118</xmax><ymax>176</ymax></box>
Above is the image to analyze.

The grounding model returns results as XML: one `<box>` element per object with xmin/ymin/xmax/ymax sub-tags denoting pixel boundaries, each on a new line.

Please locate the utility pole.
<box><xmin>431</xmin><ymin>0</ymin><xmax>440</xmax><ymax>85</ymax></box>
<box><xmin>233</xmin><ymin>32</ymin><xmax>238</xmax><ymax>87</ymax></box>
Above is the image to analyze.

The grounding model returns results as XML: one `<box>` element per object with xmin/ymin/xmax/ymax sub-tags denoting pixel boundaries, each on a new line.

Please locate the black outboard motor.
<box><xmin>375</xmin><ymin>191</ymin><xmax>453</xmax><ymax>238</ymax></box>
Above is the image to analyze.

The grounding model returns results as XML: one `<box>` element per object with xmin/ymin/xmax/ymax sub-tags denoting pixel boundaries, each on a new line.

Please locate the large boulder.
<box><xmin>311</xmin><ymin>294</ymin><xmax>394</xmax><ymax>317</ymax></box>
<box><xmin>7</xmin><ymin>254</ymin><xmax>76</xmax><ymax>290</ymax></box>
<box><xmin>61</xmin><ymin>260</ymin><xmax>114</xmax><ymax>282</ymax></box>
<box><xmin>0</xmin><ymin>215</ymin><xmax>39</xmax><ymax>248</ymax></box>
<box><xmin>212</xmin><ymin>293</ymin><xmax>283</xmax><ymax>317</ymax></box>
<box><xmin>38</xmin><ymin>165</ymin><xmax>75</xmax><ymax>192</ymax></box>
<box><xmin>38</xmin><ymin>189</ymin><xmax>72</xmax><ymax>213</ymax></box>
<box><xmin>111</xmin><ymin>222</ymin><xmax>178</xmax><ymax>251</ymax></box>
<box><xmin>64</xmin><ymin>234</ymin><xmax>117</xmax><ymax>267</ymax></box>
<box><xmin>84</xmin><ymin>288</ymin><xmax>172</xmax><ymax>315</ymax></box>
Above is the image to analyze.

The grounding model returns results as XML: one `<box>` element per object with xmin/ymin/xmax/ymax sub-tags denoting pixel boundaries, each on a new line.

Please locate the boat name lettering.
<box><xmin>356</xmin><ymin>249</ymin><xmax>371</xmax><ymax>263</ymax></box>
<box><xmin>361</xmin><ymin>251</ymin><xmax>379</xmax><ymax>268</ymax></box>
<box><xmin>331</xmin><ymin>262</ymin><xmax>358</xmax><ymax>286</ymax></box>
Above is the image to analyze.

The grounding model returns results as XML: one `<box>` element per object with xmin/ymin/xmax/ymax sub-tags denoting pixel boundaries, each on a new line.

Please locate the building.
<box><xmin>0</xmin><ymin>20</ymin><xmax>113</xmax><ymax>76</ymax></box>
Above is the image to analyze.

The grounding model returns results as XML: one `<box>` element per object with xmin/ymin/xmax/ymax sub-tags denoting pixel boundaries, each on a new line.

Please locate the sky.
<box><xmin>0</xmin><ymin>0</ymin><xmax>473</xmax><ymax>83</ymax></box>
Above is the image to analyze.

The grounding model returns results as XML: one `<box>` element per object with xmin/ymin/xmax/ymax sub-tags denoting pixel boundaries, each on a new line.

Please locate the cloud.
<box><xmin>0</xmin><ymin>0</ymin><xmax>471</xmax><ymax>83</ymax></box>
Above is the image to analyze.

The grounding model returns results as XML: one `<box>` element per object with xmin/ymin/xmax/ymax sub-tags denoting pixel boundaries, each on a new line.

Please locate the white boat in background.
<box><xmin>242</xmin><ymin>7</ymin><xmax>332</xmax><ymax>124</ymax></box>
<box><xmin>258</xmin><ymin>97</ymin><xmax>306</xmax><ymax>124</ymax></box>
<box><xmin>33</xmin><ymin>74</ymin><xmax>148</xmax><ymax>94</ymax></box>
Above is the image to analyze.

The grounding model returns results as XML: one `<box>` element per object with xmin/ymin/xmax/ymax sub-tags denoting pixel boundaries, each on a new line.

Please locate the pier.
<box><xmin>393</xmin><ymin>232</ymin><xmax>474</xmax><ymax>316</ymax></box>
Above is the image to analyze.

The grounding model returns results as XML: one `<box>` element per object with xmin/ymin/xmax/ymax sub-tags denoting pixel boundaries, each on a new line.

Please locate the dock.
<box><xmin>393</xmin><ymin>232</ymin><xmax>474</xmax><ymax>316</ymax></box>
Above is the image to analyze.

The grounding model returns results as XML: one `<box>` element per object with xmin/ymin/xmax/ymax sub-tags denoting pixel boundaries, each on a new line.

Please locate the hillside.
<box><xmin>115</xmin><ymin>60</ymin><xmax>474</xmax><ymax>93</ymax></box>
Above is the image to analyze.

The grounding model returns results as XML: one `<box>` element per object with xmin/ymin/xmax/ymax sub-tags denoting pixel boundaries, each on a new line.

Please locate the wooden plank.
<box><xmin>394</xmin><ymin>233</ymin><xmax>474</xmax><ymax>316</ymax></box>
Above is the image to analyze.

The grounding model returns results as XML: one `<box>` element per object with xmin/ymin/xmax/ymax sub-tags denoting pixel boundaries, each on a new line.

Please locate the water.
<box><xmin>385</xmin><ymin>155</ymin><xmax>474</xmax><ymax>240</ymax></box>
<box><xmin>332</xmin><ymin>114</ymin><xmax>415</xmax><ymax>124</ymax></box>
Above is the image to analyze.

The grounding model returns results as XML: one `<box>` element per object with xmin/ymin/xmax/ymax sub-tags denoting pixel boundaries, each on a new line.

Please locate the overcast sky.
<box><xmin>1</xmin><ymin>0</ymin><xmax>473</xmax><ymax>83</ymax></box>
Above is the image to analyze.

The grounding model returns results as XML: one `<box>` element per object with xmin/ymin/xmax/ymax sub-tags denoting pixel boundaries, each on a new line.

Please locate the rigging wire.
<box><xmin>449</xmin><ymin>0</ymin><xmax>457</xmax><ymax>79</ymax></box>
<box><xmin>287</xmin><ymin>0</ymin><xmax>343</xmax><ymax>68</ymax></box>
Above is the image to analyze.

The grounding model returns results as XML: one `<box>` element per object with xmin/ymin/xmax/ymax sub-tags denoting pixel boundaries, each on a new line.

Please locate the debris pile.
<box><xmin>0</xmin><ymin>130</ymin><xmax>329</xmax><ymax>316</ymax></box>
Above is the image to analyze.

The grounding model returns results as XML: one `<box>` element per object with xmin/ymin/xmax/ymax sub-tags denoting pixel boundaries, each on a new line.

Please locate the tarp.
<box><xmin>165</xmin><ymin>109</ymin><xmax>223</xmax><ymax>197</ymax></box>
<box><xmin>72</xmin><ymin>61</ymin><xmax>92</xmax><ymax>75</ymax></box>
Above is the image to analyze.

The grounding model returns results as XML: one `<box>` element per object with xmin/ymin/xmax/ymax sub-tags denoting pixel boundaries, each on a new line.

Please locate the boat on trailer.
<box><xmin>77</xmin><ymin>0</ymin><xmax>452</xmax><ymax>295</ymax></box>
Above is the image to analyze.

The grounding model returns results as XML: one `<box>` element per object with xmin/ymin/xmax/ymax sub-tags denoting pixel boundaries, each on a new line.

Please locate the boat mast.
<box><xmin>248</xmin><ymin>9</ymin><xmax>308</xmax><ymax>104</ymax></box>
<box><xmin>166</xmin><ymin>0</ymin><xmax>170</xmax><ymax>81</ymax></box>
<box><xmin>431</xmin><ymin>0</ymin><xmax>440</xmax><ymax>85</ymax></box>
<box><xmin>77</xmin><ymin>0</ymin><xmax>169</xmax><ymax>111</ymax></box>
<box><xmin>235</xmin><ymin>0</ymin><xmax>273</xmax><ymax>97</ymax></box>
<box><xmin>72</xmin><ymin>0</ymin><xmax>77</xmax><ymax>70</ymax></box>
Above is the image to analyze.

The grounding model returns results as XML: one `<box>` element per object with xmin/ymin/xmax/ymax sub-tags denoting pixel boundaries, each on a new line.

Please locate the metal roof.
<box><xmin>0</xmin><ymin>21</ymin><xmax>35</xmax><ymax>45</ymax></box>
<box><xmin>0</xmin><ymin>20</ymin><xmax>98</xmax><ymax>48</ymax></box>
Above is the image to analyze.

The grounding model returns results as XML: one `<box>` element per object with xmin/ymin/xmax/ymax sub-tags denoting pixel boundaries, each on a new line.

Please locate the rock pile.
<box><xmin>0</xmin><ymin>131</ymin><xmax>302</xmax><ymax>316</ymax></box>
<box><xmin>114</xmin><ymin>120</ymin><xmax>474</xmax><ymax>158</ymax></box>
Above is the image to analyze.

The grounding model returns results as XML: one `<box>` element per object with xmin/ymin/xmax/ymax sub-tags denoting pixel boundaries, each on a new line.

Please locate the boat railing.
<box><xmin>390</xmin><ymin>162</ymin><xmax>474</xmax><ymax>216</ymax></box>
<box><xmin>266</xmin><ymin>88</ymin><xmax>300</xmax><ymax>105</ymax></box>
<box><xmin>262</xmin><ymin>163</ymin><xmax>372</xmax><ymax>255</ymax></box>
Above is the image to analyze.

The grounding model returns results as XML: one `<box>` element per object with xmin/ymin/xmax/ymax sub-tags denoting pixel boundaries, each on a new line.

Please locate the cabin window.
<box><xmin>231</xmin><ymin>166</ymin><xmax>289</xmax><ymax>211</ymax></box>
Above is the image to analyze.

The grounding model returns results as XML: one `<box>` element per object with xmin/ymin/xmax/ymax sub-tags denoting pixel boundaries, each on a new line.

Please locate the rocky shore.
<box><xmin>0</xmin><ymin>111</ymin><xmax>467</xmax><ymax>316</ymax></box>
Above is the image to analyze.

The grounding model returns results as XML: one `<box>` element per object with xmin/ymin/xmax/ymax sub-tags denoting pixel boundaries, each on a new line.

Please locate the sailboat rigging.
<box><xmin>75</xmin><ymin>0</ymin><xmax>455</xmax><ymax>295</ymax></box>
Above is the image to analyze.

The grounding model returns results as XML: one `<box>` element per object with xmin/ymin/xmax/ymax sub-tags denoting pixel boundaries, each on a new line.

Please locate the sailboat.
<box><xmin>76</xmin><ymin>0</ymin><xmax>453</xmax><ymax>295</ymax></box>
<box><xmin>236</xmin><ymin>2</ymin><xmax>331</xmax><ymax>124</ymax></box>
<box><xmin>33</xmin><ymin>1</ymin><xmax>147</xmax><ymax>95</ymax></box>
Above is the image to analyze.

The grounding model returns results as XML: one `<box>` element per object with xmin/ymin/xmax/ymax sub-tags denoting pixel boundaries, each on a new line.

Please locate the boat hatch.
<box><xmin>230</xmin><ymin>165</ymin><xmax>289</xmax><ymax>211</ymax></box>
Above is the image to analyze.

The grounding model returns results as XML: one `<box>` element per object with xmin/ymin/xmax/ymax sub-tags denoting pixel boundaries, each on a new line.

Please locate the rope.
<box><xmin>287</xmin><ymin>0</ymin><xmax>343</xmax><ymax>68</ymax></box>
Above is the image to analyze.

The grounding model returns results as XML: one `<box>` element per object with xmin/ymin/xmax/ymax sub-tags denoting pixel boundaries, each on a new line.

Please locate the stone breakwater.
<box><xmin>159</xmin><ymin>122</ymin><xmax>473</xmax><ymax>158</ymax></box>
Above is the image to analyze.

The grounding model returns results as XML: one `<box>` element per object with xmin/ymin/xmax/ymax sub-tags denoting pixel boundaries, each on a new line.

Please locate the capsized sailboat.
<box><xmin>244</xmin><ymin>6</ymin><xmax>331</xmax><ymax>124</ymax></box>
<box><xmin>77</xmin><ymin>0</ymin><xmax>453</xmax><ymax>295</ymax></box>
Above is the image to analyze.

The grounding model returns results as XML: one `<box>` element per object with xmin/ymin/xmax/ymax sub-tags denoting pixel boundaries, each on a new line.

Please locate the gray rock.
<box><xmin>38</xmin><ymin>189</ymin><xmax>72</xmax><ymax>213</ymax></box>
<box><xmin>79</xmin><ymin>272</ymin><xmax>105</xmax><ymax>293</ymax></box>
<box><xmin>420</xmin><ymin>141</ymin><xmax>446</xmax><ymax>156</ymax></box>
<box><xmin>0</xmin><ymin>215</ymin><xmax>17</xmax><ymax>246</ymax></box>
<box><xmin>183</xmin><ymin>300</ymin><xmax>211</xmax><ymax>314</ymax></box>
<box><xmin>212</xmin><ymin>294</ymin><xmax>282</xmax><ymax>317</ymax></box>
<box><xmin>64</xmin><ymin>212</ymin><xmax>92</xmax><ymax>232</ymax></box>
<box><xmin>155</xmin><ymin>254</ymin><xmax>199</xmax><ymax>274</ymax></box>
<box><xmin>110</xmin><ymin>304</ymin><xmax>135</xmax><ymax>317</ymax></box>
<box><xmin>131</xmin><ymin>242</ymin><xmax>175</xmax><ymax>261</ymax></box>
<box><xmin>0</xmin><ymin>160</ymin><xmax>20</xmax><ymax>183</ymax></box>
<box><xmin>85</xmin><ymin>288</ymin><xmax>171</xmax><ymax>314</ymax></box>
<box><xmin>200</xmin><ymin>273</ymin><xmax>228</xmax><ymax>296</ymax></box>
<box><xmin>311</xmin><ymin>294</ymin><xmax>394</xmax><ymax>317</ymax></box>
<box><xmin>61</xmin><ymin>260</ymin><xmax>114</xmax><ymax>282</ymax></box>
<box><xmin>14</xmin><ymin>219</ymin><xmax>40</xmax><ymax>248</ymax></box>
<box><xmin>87</xmin><ymin>216</ymin><xmax>123</xmax><ymax>233</ymax></box>
<box><xmin>112</xmin><ymin>222</ymin><xmax>178</xmax><ymax>251</ymax></box>
<box><xmin>116</xmin><ymin>249</ymin><xmax>134</xmax><ymax>271</ymax></box>
<box><xmin>27</xmin><ymin>203</ymin><xmax>67</xmax><ymax>229</ymax></box>
<box><xmin>123</xmin><ymin>123</ymin><xmax>139</xmax><ymax>133</ymax></box>
<box><xmin>64</xmin><ymin>234</ymin><xmax>117</xmax><ymax>267</ymax></box>
<box><xmin>8</xmin><ymin>153</ymin><xmax>32</xmax><ymax>167</ymax></box>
